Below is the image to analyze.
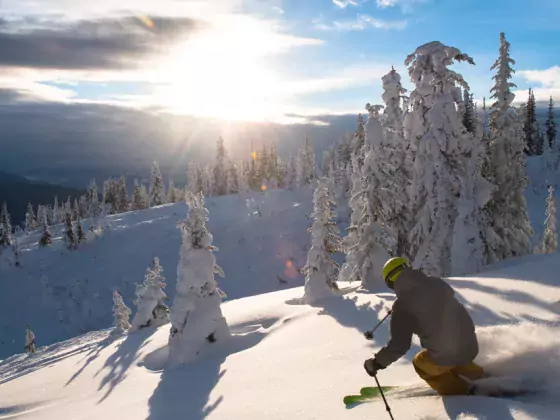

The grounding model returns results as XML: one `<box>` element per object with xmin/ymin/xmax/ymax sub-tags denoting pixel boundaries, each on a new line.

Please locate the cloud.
<box><xmin>375</xmin><ymin>0</ymin><xmax>430</xmax><ymax>13</ymax></box>
<box><xmin>516</xmin><ymin>66</ymin><xmax>560</xmax><ymax>102</ymax></box>
<box><xmin>271</xmin><ymin>6</ymin><xmax>285</xmax><ymax>14</ymax></box>
<box><xmin>0</xmin><ymin>16</ymin><xmax>205</xmax><ymax>70</ymax></box>
<box><xmin>333</xmin><ymin>0</ymin><xmax>358</xmax><ymax>8</ymax></box>
<box><xmin>314</xmin><ymin>14</ymin><xmax>408</xmax><ymax>31</ymax></box>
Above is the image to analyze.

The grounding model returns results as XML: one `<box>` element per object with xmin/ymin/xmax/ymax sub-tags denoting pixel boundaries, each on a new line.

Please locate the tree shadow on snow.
<box><xmin>65</xmin><ymin>335</ymin><xmax>116</xmax><ymax>386</ymax></box>
<box><xmin>146</xmin><ymin>329</ymin><xmax>268</xmax><ymax>420</ymax></box>
<box><xmin>94</xmin><ymin>328</ymin><xmax>158</xmax><ymax>403</ymax></box>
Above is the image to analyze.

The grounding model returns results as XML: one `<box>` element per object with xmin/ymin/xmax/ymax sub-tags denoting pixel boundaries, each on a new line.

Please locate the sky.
<box><xmin>0</xmin><ymin>0</ymin><xmax>558</xmax><ymax>124</ymax></box>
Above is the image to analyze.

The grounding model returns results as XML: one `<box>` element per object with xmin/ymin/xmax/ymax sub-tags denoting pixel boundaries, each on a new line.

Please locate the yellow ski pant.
<box><xmin>412</xmin><ymin>349</ymin><xmax>485</xmax><ymax>395</ymax></box>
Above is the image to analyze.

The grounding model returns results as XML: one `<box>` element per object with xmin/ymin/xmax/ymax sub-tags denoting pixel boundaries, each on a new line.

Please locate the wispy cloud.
<box><xmin>516</xmin><ymin>66</ymin><xmax>560</xmax><ymax>102</ymax></box>
<box><xmin>271</xmin><ymin>6</ymin><xmax>285</xmax><ymax>15</ymax></box>
<box><xmin>332</xmin><ymin>0</ymin><xmax>359</xmax><ymax>8</ymax></box>
<box><xmin>376</xmin><ymin>0</ymin><xmax>430</xmax><ymax>13</ymax></box>
<box><xmin>314</xmin><ymin>14</ymin><xmax>408</xmax><ymax>31</ymax></box>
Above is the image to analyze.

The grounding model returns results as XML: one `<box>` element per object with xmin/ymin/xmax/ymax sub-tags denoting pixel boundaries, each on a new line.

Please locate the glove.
<box><xmin>364</xmin><ymin>358</ymin><xmax>385</xmax><ymax>377</ymax></box>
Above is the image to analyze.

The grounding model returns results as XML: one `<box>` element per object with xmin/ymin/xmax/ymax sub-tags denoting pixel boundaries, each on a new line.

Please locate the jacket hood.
<box><xmin>393</xmin><ymin>267</ymin><xmax>425</xmax><ymax>295</ymax></box>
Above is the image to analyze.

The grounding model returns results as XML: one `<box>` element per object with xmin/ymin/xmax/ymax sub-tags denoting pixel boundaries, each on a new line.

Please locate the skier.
<box><xmin>363</xmin><ymin>257</ymin><xmax>485</xmax><ymax>395</ymax></box>
<box><xmin>25</xmin><ymin>324</ymin><xmax>36</xmax><ymax>354</ymax></box>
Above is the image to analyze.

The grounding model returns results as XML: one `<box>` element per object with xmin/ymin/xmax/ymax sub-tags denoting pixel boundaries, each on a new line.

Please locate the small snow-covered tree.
<box><xmin>237</xmin><ymin>161</ymin><xmax>250</xmax><ymax>193</ymax></box>
<box><xmin>131</xmin><ymin>257</ymin><xmax>170</xmax><ymax>331</ymax></box>
<box><xmin>65</xmin><ymin>212</ymin><xmax>76</xmax><ymax>249</ymax></box>
<box><xmin>88</xmin><ymin>180</ymin><xmax>102</xmax><ymax>218</ymax></box>
<box><xmin>53</xmin><ymin>196</ymin><xmax>61</xmax><ymax>226</ymax></box>
<box><xmin>296</xmin><ymin>137</ymin><xmax>317</xmax><ymax>187</ymax></box>
<box><xmin>462</xmin><ymin>89</ymin><xmax>476</xmax><ymax>134</ymax></box>
<box><xmin>112</xmin><ymin>290</ymin><xmax>131</xmax><ymax>334</ymax></box>
<box><xmin>404</xmin><ymin>41</ymin><xmax>475</xmax><ymax>276</ymax></box>
<box><xmin>76</xmin><ymin>217</ymin><xmax>86</xmax><ymax>243</ymax></box>
<box><xmin>322</xmin><ymin>147</ymin><xmax>334</xmax><ymax>177</ymax></box>
<box><xmin>486</xmin><ymin>32</ymin><xmax>533</xmax><ymax>262</ymax></box>
<box><xmin>351</xmin><ymin>114</ymin><xmax>366</xmax><ymax>169</ymax></box>
<box><xmin>541</xmin><ymin>185</ymin><xmax>557</xmax><ymax>254</ymax></box>
<box><xmin>25</xmin><ymin>325</ymin><xmax>36</xmax><ymax>354</ymax></box>
<box><xmin>37</xmin><ymin>205</ymin><xmax>45</xmax><ymax>229</ymax></box>
<box><xmin>302</xmin><ymin>177</ymin><xmax>341</xmax><ymax>304</ymax></box>
<box><xmin>187</xmin><ymin>162</ymin><xmax>201</xmax><ymax>194</ymax></box>
<box><xmin>25</xmin><ymin>203</ymin><xmax>36</xmax><ymax>233</ymax></box>
<box><xmin>523</xmin><ymin>88</ymin><xmax>538</xmax><ymax>155</ymax></box>
<box><xmin>168</xmin><ymin>192</ymin><xmax>230</xmax><ymax>365</ymax></box>
<box><xmin>227</xmin><ymin>161</ymin><xmax>239</xmax><ymax>194</ymax></box>
<box><xmin>149</xmin><ymin>161</ymin><xmax>166</xmax><ymax>206</ymax></box>
<box><xmin>0</xmin><ymin>202</ymin><xmax>12</xmax><ymax>247</ymax></box>
<box><xmin>546</xmin><ymin>96</ymin><xmax>556</xmax><ymax>150</ymax></box>
<box><xmin>168</xmin><ymin>179</ymin><xmax>178</xmax><ymax>203</ymax></box>
<box><xmin>117</xmin><ymin>176</ymin><xmax>129</xmax><ymax>213</ymax></box>
<box><xmin>39</xmin><ymin>212</ymin><xmax>52</xmax><ymax>247</ymax></box>
<box><xmin>284</xmin><ymin>155</ymin><xmax>297</xmax><ymax>189</ymax></box>
<box><xmin>213</xmin><ymin>137</ymin><xmax>229</xmax><ymax>196</ymax></box>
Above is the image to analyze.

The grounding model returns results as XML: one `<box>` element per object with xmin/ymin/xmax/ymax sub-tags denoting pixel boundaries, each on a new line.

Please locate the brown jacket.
<box><xmin>374</xmin><ymin>268</ymin><xmax>478</xmax><ymax>367</ymax></box>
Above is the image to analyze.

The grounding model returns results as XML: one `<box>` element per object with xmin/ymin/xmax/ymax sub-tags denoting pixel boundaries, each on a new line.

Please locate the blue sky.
<box><xmin>1</xmin><ymin>0</ymin><xmax>559</xmax><ymax>122</ymax></box>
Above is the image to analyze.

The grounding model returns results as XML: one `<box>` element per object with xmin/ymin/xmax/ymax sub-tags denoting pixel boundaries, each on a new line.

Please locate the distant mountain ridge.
<box><xmin>0</xmin><ymin>170</ymin><xmax>86</xmax><ymax>226</ymax></box>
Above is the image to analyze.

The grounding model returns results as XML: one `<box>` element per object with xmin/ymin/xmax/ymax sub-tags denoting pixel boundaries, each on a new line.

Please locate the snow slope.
<box><xmin>0</xmin><ymin>254</ymin><xmax>559</xmax><ymax>420</ymax></box>
<box><xmin>0</xmin><ymin>189</ymin><xmax>319</xmax><ymax>359</ymax></box>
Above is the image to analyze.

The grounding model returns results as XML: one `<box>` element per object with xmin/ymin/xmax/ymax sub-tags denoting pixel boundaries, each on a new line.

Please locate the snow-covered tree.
<box><xmin>88</xmin><ymin>180</ymin><xmax>102</xmax><ymax>218</ymax></box>
<box><xmin>296</xmin><ymin>137</ymin><xmax>317</xmax><ymax>187</ymax></box>
<box><xmin>0</xmin><ymin>202</ymin><xmax>12</xmax><ymax>247</ymax></box>
<box><xmin>149</xmin><ymin>161</ymin><xmax>166</xmax><ymax>207</ymax></box>
<box><xmin>302</xmin><ymin>177</ymin><xmax>341</xmax><ymax>304</ymax></box>
<box><xmin>187</xmin><ymin>162</ymin><xmax>201</xmax><ymax>194</ymax></box>
<box><xmin>237</xmin><ymin>161</ymin><xmax>250</xmax><ymax>193</ymax></box>
<box><xmin>25</xmin><ymin>325</ymin><xmax>36</xmax><ymax>354</ymax></box>
<box><xmin>486</xmin><ymin>32</ymin><xmax>533</xmax><ymax>262</ymax></box>
<box><xmin>168</xmin><ymin>179</ymin><xmax>178</xmax><ymax>203</ymax></box>
<box><xmin>112</xmin><ymin>290</ymin><xmax>131</xmax><ymax>334</ymax></box>
<box><xmin>339</xmin><ymin>154</ymin><xmax>389</xmax><ymax>289</ymax></box>
<box><xmin>76</xmin><ymin>217</ymin><xmax>86</xmax><ymax>243</ymax></box>
<box><xmin>462</xmin><ymin>89</ymin><xmax>476</xmax><ymax>134</ymax></box>
<box><xmin>37</xmin><ymin>205</ymin><xmax>46</xmax><ymax>228</ymax></box>
<box><xmin>546</xmin><ymin>96</ymin><xmax>556</xmax><ymax>150</ymax></box>
<box><xmin>25</xmin><ymin>203</ymin><xmax>37</xmax><ymax>233</ymax></box>
<box><xmin>131</xmin><ymin>257</ymin><xmax>170</xmax><ymax>331</ymax></box>
<box><xmin>65</xmin><ymin>212</ymin><xmax>76</xmax><ymax>249</ymax></box>
<box><xmin>381</xmin><ymin>67</ymin><xmax>413</xmax><ymax>258</ymax></box>
<box><xmin>168</xmin><ymin>192</ymin><xmax>230</xmax><ymax>365</ymax></box>
<box><xmin>322</xmin><ymin>147</ymin><xmax>335</xmax><ymax>177</ymax></box>
<box><xmin>523</xmin><ymin>88</ymin><xmax>538</xmax><ymax>155</ymax></box>
<box><xmin>541</xmin><ymin>185</ymin><xmax>557</xmax><ymax>254</ymax></box>
<box><xmin>404</xmin><ymin>41</ymin><xmax>475</xmax><ymax>276</ymax></box>
<box><xmin>117</xmin><ymin>176</ymin><xmax>129</xmax><ymax>213</ymax></box>
<box><xmin>39</xmin><ymin>211</ymin><xmax>52</xmax><ymax>247</ymax></box>
<box><xmin>132</xmin><ymin>180</ymin><xmax>148</xmax><ymax>210</ymax></box>
<box><xmin>351</xmin><ymin>114</ymin><xmax>366</xmax><ymax>169</ymax></box>
<box><xmin>227</xmin><ymin>161</ymin><xmax>239</xmax><ymax>194</ymax></box>
<box><xmin>284</xmin><ymin>155</ymin><xmax>297</xmax><ymax>189</ymax></box>
<box><xmin>213</xmin><ymin>137</ymin><xmax>229</xmax><ymax>196</ymax></box>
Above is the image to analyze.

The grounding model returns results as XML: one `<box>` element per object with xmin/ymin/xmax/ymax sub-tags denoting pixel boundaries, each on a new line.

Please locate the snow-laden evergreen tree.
<box><xmin>339</xmin><ymin>154</ymin><xmax>389</xmax><ymax>289</ymax></box>
<box><xmin>462</xmin><ymin>89</ymin><xmax>476</xmax><ymax>134</ymax></box>
<box><xmin>112</xmin><ymin>290</ymin><xmax>131</xmax><ymax>334</ymax></box>
<box><xmin>302</xmin><ymin>177</ymin><xmax>341</xmax><ymax>304</ymax></box>
<box><xmin>76</xmin><ymin>217</ymin><xmax>86</xmax><ymax>243</ymax></box>
<box><xmin>351</xmin><ymin>114</ymin><xmax>366</xmax><ymax>168</ymax></box>
<box><xmin>284</xmin><ymin>155</ymin><xmax>297</xmax><ymax>189</ymax></box>
<box><xmin>322</xmin><ymin>146</ymin><xmax>335</xmax><ymax>177</ymax></box>
<box><xmin>78</xmin><ymin>195</ymin><xmax>88</xmax><ymax>219</ymax></box>
<box><xmin>187</xmin><ymin>161</ymin><xmax>201</xmax><ymax>194</ymax></box>
<box><xmin>201</xmin><ymin>165</ymin><xmax>213</xmax><ymax>196</ymax></box>
<box><xmin>381</xmin><ymin>67</ymin><xmax>413</xmax><ymax>258</ymax></box>
<box><xmin>131</xmin><ymin>257</ymin><xmax>170</xmax><ymax>331</ymax></box>
<box><xmin>39</xmin><ymin>211</ymin><xmax>52</xmax><ymax>247</ymax></box>
<box><xmin>71</xmin><ymin>198</ymin><xmax>79</xmax><ymax>221</ymax></box>
<box><xmin>168</xmin><ymin>179</ymin><xmax>178</xmax><ymax>203</ymax></box>
<box><xmin>65</xmin><ymin>212</ymin><xmax>76</xmax><ymax>249</ymax></box>
<box><xmin>546</xmin><ymin>96</ymin><xmax>556</xmax><ymax>150</ymax></box>
<box><xmin>404</xmin><ymin>41</ymin><xmax>475</xmax><ymax>276</ymax></box>
<box><xmin>25</xmin><ymin>325</ymin><xmax>36</xmax><ymax>354</ymax></box>
<box><xmin>227</xmin><ymin>161</ymin><xmax>239</xmax><ymax>194</ymax></box>
<box><xmin>36</xmin><ymin>205</ymin><xmax>45</xmax><ymax>229</ymax></box>
<box><xmin>149</xmin><ymin>161</ymin><xmax>166</xmax><ymax>206</ymax></box>
<box><xmin>0</xmin><ymin>202</ymin><xmax>12</xmax><ymax>247</ymax></box>
<box><xmin>523</xmin><ymin>88</ymin><xmax>538</xmax><ymax>155</ymax></box>
<box><xmin>168</xmin><ymin>192</ymin><xmax>230</xmax><ymax>365</ymax></box>
<box><xmin>486</xmin><ymin>32</ymin><xmax>533</xmax><ymax>262</ymax></box>
<box><xmin>541</xmin><ymin>185</ymin><xmax>557</xmax><ymax>254</ymax></box>
<box><xmin>237</xmin><ymin>161</ymin><xmax>250</xmax><ymax>193</ymax></box>
<box><xmin>296</xmin><ymin>137</ymin><xmax>317</xmax><ymax>187</ymax></box>
<box><xmin>213</xmin><ymin>137</ymin><xmax>229</xmax><ymax>196</ymax></box>
<box><xmin>25</xmin><ymin>203</ymin><xmax>36</xmax><ymax>233</ymax></box>
<box><xmin>117</xmin><ymin>176</ymin><xmax>129</xmax><ymax>212</ymax></box>
<box><xmin>88</xmin><ymin>180</ymin><xmax>102</xmax><ymax>218</ymax></box>
<box><xmin>535</xmin><ymin>121</ymin><xmax>544</xmax><ymax>156</ymax></box>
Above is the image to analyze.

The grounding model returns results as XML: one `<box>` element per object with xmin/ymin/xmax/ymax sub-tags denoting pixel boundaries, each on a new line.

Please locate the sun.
<box><xmin>155</xmin><ymin>17</ymin><xmax>287</xmax><ymax>122</ymax></box>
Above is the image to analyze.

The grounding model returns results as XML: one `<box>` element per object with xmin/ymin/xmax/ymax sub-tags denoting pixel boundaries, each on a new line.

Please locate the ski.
<box><xmin>343</xmin><ymin>386</ymin><xmax>396</xmax><ymax>407</ymax></box>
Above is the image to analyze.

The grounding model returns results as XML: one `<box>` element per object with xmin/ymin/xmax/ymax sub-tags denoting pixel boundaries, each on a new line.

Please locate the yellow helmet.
<box><xmin>382</xmin><ymin>257</ymin><xmax>411</xmax><ymax>289</ymax></box>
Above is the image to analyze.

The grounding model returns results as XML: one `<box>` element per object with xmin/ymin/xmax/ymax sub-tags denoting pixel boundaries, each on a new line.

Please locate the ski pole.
<box><xmin>363</xmin><ymin>310</ymin><xmax>392</xmax><ymax>340</ymax></box>
<box><xmin>374</xmin><ymin>373</ymin><xmax>395</xmax><ymax>420</ymax></box>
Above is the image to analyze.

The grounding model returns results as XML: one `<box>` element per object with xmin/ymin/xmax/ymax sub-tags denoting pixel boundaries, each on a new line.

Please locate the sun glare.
<box><xmin>156</xmin><ymin>18</ymin><xmax>289</xmax><ymax>122</ymax></box>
